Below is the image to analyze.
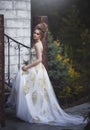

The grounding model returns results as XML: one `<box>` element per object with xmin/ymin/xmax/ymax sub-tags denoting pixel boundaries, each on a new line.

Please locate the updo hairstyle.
<box><xmin>34</xmin><ymin>23</ymin><xmax>48</xmax><ymax>40</ymax></box>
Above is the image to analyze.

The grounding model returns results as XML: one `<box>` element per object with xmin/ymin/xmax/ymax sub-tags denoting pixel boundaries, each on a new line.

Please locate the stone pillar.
<box><xmin>32</xmin><ymin>16</ymin><xmax>48</xmax><ymax>70</ymax></box>
<box><xmin>0</xmin><ymin>15</ymin><xmax>5</xmax><ymax>127</ymax></box>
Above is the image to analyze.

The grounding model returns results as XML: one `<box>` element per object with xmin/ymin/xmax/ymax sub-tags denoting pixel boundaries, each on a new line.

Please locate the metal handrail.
<box><xmin>4</xmin><ymin>34</ymin><xmax>30</xmax><ymax>49</ymax></box>
<box><xmin>4</xmin><ymin>34</ymin><xmax>30</xmax><ymax>86</ymax></box>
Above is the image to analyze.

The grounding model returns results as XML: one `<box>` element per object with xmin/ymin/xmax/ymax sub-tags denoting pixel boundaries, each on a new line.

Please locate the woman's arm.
<box><xmin>22</xmin><ymin>43</ymin><xmax>43</xmax><ymax>71</ymax></box>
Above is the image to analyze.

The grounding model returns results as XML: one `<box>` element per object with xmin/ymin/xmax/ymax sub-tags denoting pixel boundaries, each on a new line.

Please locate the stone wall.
<box><xmin>0</xmin><ymin>0</ymin><xmax>31</xmax><ymax>45</ymax></box>
<box><xmin>0</xmin><ymin>0</ymin><xmax>31</xmax><ymax>83</ymax></box>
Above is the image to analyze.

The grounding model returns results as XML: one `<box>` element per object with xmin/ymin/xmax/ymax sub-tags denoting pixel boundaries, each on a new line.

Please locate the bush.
<box><xmin>48</xmin><ymin>32</ymin><xmax>89</xmax><ymax>106</ymax></box>
<box><xmin>48</xmin><ymin>32</ymin><xmax>69</xmax><ymax>89</ymax></box>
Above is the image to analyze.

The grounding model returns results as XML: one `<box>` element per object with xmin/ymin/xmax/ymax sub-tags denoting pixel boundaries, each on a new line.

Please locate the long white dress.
<box><xmin>7</xmin><ymin>47</ymin><xmax>87</xmax><ymax>126</ymax></box>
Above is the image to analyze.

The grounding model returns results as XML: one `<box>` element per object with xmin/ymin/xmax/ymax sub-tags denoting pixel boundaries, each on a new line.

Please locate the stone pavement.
<box><xmin>0</xmin><ymin>102</ymin><xmax>90</xmax><ymax>130</ymax></box>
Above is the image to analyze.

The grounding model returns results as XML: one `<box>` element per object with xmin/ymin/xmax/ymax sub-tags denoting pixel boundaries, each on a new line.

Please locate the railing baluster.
<box><xmin>18</xmin><ymin>44</ymin><xmax>20</xmax><ymax>69</ymax></box>
<box><xmin>7</xmin><ymin>37</ymin><xmax>10</xmax><ymax>86</ymax></box>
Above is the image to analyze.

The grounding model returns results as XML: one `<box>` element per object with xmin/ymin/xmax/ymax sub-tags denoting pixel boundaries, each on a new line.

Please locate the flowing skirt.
<box><xmin>7</xmin><ymin>63</ymin><xmax>87</xmax><ymax>126</ymax></box>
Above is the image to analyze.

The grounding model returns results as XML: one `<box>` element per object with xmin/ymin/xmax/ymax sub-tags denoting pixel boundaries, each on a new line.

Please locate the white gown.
<box><xmin>7</xmin><ymin>47</ymin><xmax>87</xmax><ymax>126</ymax></box>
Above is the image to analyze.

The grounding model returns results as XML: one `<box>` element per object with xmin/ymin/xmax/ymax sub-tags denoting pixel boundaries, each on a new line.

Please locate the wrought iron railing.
<box><xmin>4</xmin><ymin>34</ymin><xmax>30</xmax><ymax>87</ymax></box>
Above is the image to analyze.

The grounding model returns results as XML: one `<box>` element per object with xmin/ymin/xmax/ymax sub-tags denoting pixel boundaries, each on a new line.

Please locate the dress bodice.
<box><xmin>30</xmin><ymin>47</ymin><xmax>37</xmax><ymax>63</ymax></box>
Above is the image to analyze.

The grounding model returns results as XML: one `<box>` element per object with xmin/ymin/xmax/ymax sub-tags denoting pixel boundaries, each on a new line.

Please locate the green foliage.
<box><xmin>48</xmin><ymin>32</ymin><xmax>69</xmax><ymax>89</ymax></box>
<box><xmin>48</xmin><ymin>31</ymin><xmax>90</xmax><ymax>105</ymax></box>
<box><xmin>59</xmin><ymin>5</ymin><xmax>90</xmax><ymax>101</ymax></box>
<box><xmin>59</xmin><ymin>6</ymin><xmax>83</xmax><ymax>58</ymax></box>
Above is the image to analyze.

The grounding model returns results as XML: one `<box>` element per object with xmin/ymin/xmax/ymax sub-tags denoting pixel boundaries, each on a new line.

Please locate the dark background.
<box><xmin>31</xmin><ymin>0</ymin><xmax>90</xmax><ymax>106</ymax></box>
<box><xmin>31</xmin><ymin>0</ymin><xmax>90</xmax><ymax>35</ymax></box>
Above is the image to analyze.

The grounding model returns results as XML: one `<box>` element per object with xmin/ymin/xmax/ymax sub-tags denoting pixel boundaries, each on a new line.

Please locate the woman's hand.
<box><xmin>22</xmin><ymin>66</ymin><xmax>28</xmax><ymax>71</ymax></box>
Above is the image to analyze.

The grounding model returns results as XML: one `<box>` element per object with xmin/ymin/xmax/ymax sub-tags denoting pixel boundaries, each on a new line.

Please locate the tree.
<box><xmin>59</xmin><ymin>5</ymin><xmax>90</xmax><ymax>100</ymax></box>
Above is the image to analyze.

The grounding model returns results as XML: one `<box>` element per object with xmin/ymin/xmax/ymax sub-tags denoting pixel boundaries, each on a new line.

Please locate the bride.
<box><xmin>7</xmin><ymin>23</ymin><xmax>87</xmax><ymax>126</ymax></box>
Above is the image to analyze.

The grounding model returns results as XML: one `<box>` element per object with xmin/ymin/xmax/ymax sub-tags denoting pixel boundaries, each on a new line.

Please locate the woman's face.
<box><xmin>33</xmin><ymin>29</ymin><xmax>41</xmax><ymax>41</ymax></box>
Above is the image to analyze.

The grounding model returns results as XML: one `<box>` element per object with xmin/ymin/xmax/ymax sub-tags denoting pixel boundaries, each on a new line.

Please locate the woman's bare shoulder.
<box><xmin>35</xmin><ymin>41</ymin><xmax>43</xmax><ymax>52</ymax></box>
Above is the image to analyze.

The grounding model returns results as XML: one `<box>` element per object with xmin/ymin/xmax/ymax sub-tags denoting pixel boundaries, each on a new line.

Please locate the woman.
<box><xmin>7</xmin><ymin>23</ymin><xmax>87</xmax><ymax>126</ymax></box>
